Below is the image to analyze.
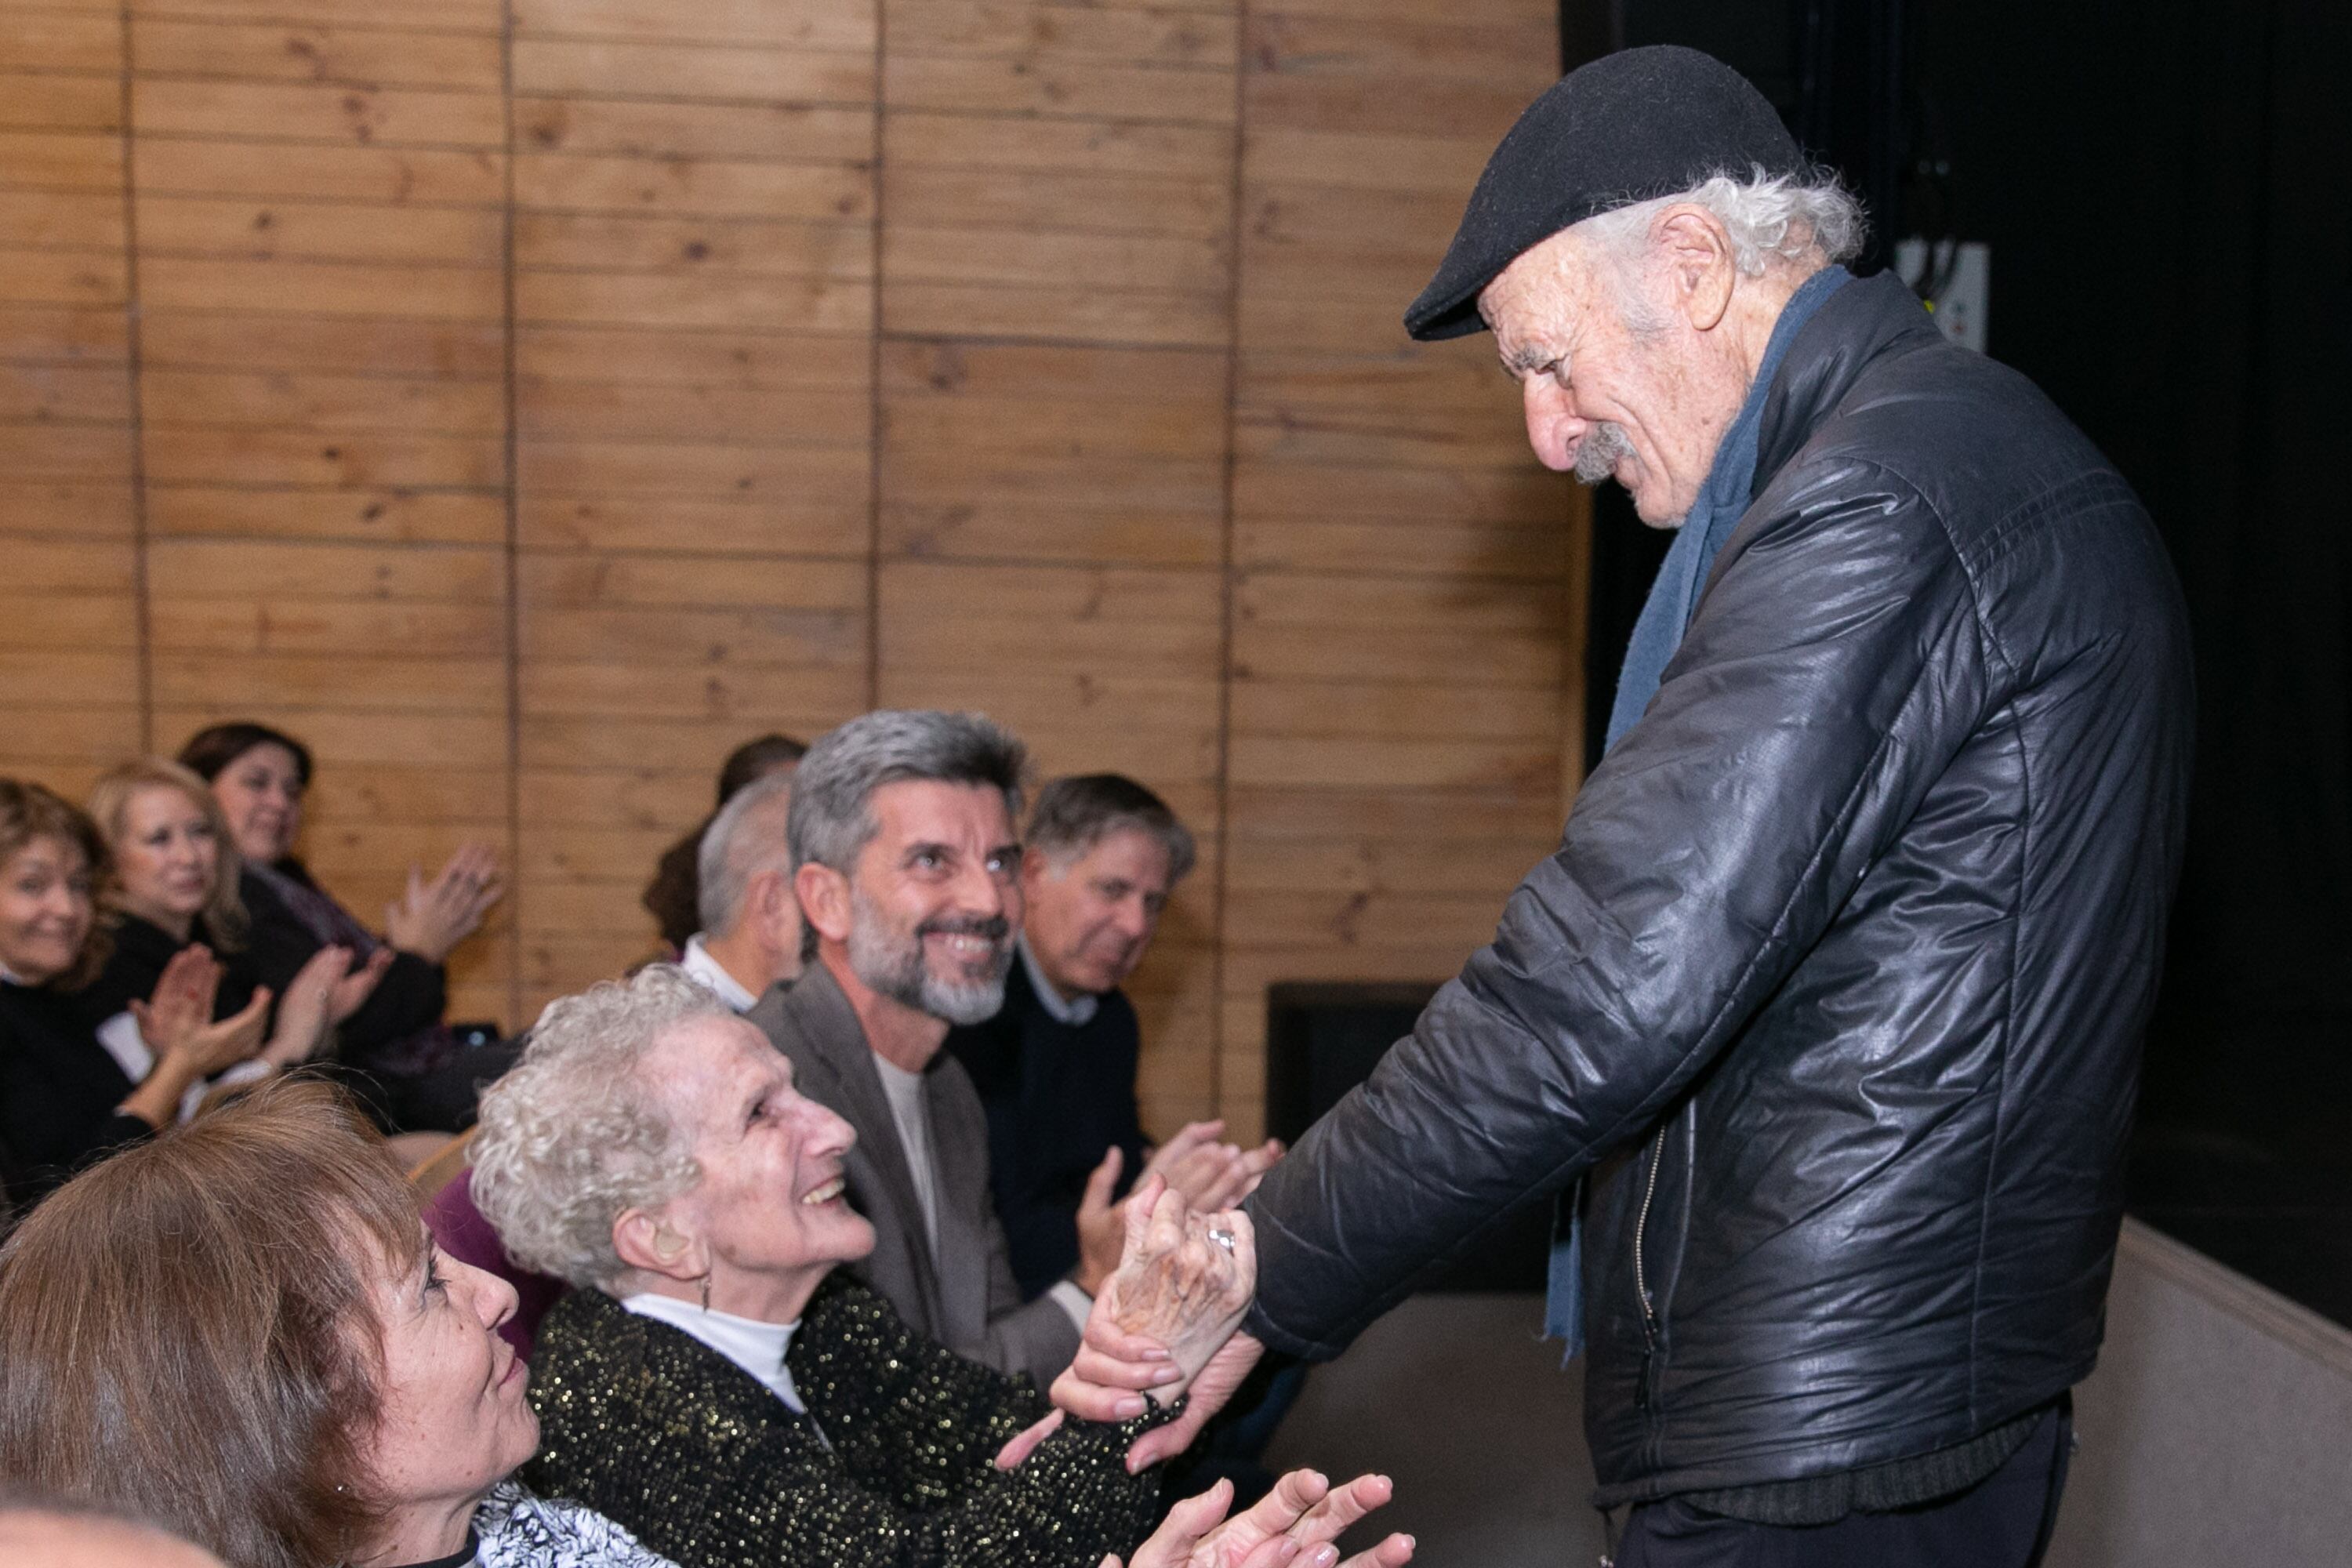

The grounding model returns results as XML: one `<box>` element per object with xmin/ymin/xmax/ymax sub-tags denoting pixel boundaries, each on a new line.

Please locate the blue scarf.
<box><xmin>1545</xmin><ymin>264</ymin><xmax>1853</xmax><ymax>1357</ymax></box>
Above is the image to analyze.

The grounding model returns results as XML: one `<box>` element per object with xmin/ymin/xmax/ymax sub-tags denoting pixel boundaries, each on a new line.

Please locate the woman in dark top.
<box><xmin>0</xmin><ymin>780</ymin><xmax>274</xmax><ymax>1207</ymax></box>
<box><xmin>79</xmin><ymin>760</ymin><xmax>363</xmax><ymax>1108</ymax></box>
<box><xmin>180</xmin><ymin>723</ymin><xmax>510</xmax><ymax>1132</ymax></box>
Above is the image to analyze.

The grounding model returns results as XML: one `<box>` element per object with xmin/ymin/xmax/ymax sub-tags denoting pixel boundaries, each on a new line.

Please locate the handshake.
<box><xmin>1025</xmin><ymin>1171</ymin><xmax>1415</xmax><ymax>1568</ymax></box>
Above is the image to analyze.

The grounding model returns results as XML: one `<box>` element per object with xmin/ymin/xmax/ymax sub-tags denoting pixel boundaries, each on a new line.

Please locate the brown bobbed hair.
<box><xmin>177</xmin><ymin>720</ymin><xmax>315</xmax><ymax>792</ymax></box>
<box><xmin>85</xmin><ymin>757</ymin><xmax>248</xmax><ymax>951</ymax></box>
<box><xmin>0</xmin><ymin>778</ymin><xmax>112</xmax><ymax>989</ymax></box>
<box><xmin>0</xmin><ymin>1077</ymin><xmax>428</xmax><ymax>1568</ymax></box>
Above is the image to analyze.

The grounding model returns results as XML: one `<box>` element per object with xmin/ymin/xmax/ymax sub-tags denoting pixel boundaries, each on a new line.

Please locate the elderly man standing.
<box><xmin>1059</xmin><ymin>45</ymin><xmax>2194</xmax><ymax>1566</ymax></box>
<box><xmin>746</xmin><ymin>710</ymin><xmax>1103</xmax><ymax>1385</ymax></box>
<box><xmin>947</xmin><ymin>774</ymin><xmax>1280</xmax><ymax>1301</ymax></box>
<box><xmin>678</xmin><ymin>771</ymin><xmax>801</xmax><ymax>1012</ymax></box>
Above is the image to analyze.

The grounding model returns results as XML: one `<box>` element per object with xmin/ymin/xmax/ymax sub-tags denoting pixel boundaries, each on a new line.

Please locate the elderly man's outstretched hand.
<box><xmin>1102</xmin><ymin>1470</ymin><xmax>1414</xmax><ymax>1568</ymax></box>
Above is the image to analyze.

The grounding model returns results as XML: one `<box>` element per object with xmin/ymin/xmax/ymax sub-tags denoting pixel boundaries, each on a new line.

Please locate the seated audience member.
<box><xmin>78</xmin><ymin>760</ymin><xmax>361</xmax><ymax>1096</ymax></box>
<box><xmin>746</xmin><ymin>710</ymin><xmax>1096</xmax><ymax>1382</ymax></box>
<box><xmin>180</xmin><ymin>722</ymin><xmax>514</xmax><ymax>1132</ymax></box>
<box><xmin>0</xmin><ymin>781</ymin><xmax>285</xmax><ymax>1207</ymax></box>
<box><xmin>472</xmin><ymin>967</ymin><xmax>1406</xmax><ymax>1568</ymax></box>
<box><xmin>678</xmin><ymin>771</ymin><xmax>801</xmax><ymax>1011</ymax></box>
<box><xmin>643</xmin><ymin>733</ymin><xmax>807</xmax><ymax>954</ymax></box>
<box><xmin>0</xmin><ymin>1492</ymin><xmax>227</xmax><ymax>1568</ymax></box>
<box><xmin>949</xmin><ymin>774</ymin><xmax>1281</xmax><ymax>1300</ymax></box>
<box><xmin>0</xmin><ymin>1077</ymin><xmax>1404</xmax><ymax>1568</ymax></box>
<box><xmin>0</xmin><ymin>1078</ymin><xmax>682</xmax><ymax>1568</ymax></box>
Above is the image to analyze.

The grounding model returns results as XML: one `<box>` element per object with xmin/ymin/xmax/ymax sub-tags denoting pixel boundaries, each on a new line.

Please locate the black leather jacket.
<box><xmin>1242</xmin><ymin>272</ymin><xmax>2194</xmax><ymax>1504</ymax></box>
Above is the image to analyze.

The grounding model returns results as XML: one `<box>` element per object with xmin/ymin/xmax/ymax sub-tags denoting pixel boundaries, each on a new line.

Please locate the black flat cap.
<box><xmin>1404</xmin><ymin>45</ymin><xmax>1805</xmax><ymax>341</ymax></box>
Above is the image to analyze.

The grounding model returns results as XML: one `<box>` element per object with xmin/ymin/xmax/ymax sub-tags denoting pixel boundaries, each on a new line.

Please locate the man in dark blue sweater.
<box><xmin>946</xmin><ymin>775</ymin><xmax>1280</xmax><ymax>1299</ymax></box>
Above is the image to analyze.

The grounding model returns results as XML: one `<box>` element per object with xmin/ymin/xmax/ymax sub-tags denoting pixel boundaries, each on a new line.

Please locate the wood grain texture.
<box><xmin>0</xmin><ymin>0</ymin><xmax>1578</xmax><ymax>1145</ymax></box>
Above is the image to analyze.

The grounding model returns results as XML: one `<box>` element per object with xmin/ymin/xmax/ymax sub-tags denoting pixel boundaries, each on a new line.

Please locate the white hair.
<box><xmin>469</xmin><ymin>965</ymin><xmax>731</xmax><ymax>1290</ymax></box>
<box><xmin>695</xmin><ymin>771</ymin><xmax>795</xmax><ymax>937</ymax></box>
<box><xmin>1578</xmin><ymin>168</ymin><xmax>1866</xmax><ymax>329</ymax></box>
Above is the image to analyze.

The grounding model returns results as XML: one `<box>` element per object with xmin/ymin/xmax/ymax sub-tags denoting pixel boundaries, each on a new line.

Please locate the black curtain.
<box><xmin>1567</xmin><ymin>2</ymin><xmax>2352</xmax><ymax>1319</ymax></box>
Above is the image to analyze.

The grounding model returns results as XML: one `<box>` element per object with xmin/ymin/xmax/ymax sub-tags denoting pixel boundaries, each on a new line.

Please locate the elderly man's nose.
<box><xmin>1523</xmin><ymin>381</ymin><xmax>1584</xmax><ymax>471</ymax></box>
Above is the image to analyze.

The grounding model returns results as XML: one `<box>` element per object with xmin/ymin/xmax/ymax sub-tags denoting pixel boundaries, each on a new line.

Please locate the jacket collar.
<box><xmin>775</xmin><ymin>962</ymin><xmax>941</xmax><ymax>1296</ymax></box>
<box><xmin>1751</xmin><ymin>270</ymin><xmax>1945</xmax><ymax>492</ymax></box>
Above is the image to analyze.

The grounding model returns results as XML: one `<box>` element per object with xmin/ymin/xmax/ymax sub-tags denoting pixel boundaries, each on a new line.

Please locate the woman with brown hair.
<box><xmin>0</xmin><ymin>779</ymin><xmax>272</xmax><ymax>1207</ymax></box>
<box><xmin>0</xmin><ymin>1076</ymin><xmax>1411</xmax><ymax>1568</ymax></box>
<box><xmin>78</xmin><ymin>759</ymin><xmax>370</xmax><ymax>1114</ymax></box>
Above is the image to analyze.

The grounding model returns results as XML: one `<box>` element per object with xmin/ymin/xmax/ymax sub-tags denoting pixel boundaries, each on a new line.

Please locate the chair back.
<box><xmin>420</xmin><ymin>1167</ymin><xmax>567</xmax><ymax>1359</ymax></box>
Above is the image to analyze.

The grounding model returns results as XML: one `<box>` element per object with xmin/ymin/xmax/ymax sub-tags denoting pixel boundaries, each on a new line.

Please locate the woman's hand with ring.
<box><xmin>1086</xmin><ymin>1176</ymin><xmax>1254</xmax><ymax>1404</ymax></box>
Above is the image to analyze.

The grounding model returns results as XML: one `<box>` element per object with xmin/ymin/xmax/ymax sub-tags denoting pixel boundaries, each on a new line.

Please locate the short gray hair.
<box><xmin>695</xmin><ymin>771</ymin><xmax>795</xmax><ymax>936</ymax></box>
<box><xmin>1579</xmin><ymin>168</ymin><xmax>1866</xmax><ymax>325</ymax></box>
<box><xmin>469</xmin><ymin>966</ymin><xmax>730</xmax><ymax>1290</ymax></box>
<box><xmin>787</xmin><ymin>710</ymin><xmax>1028</xmax><ymax>876</ymax></box>
<box><xmin>1027</xmin><ymin>774</ymin><xmax>1196</xmax><ymax>884</ymax></box>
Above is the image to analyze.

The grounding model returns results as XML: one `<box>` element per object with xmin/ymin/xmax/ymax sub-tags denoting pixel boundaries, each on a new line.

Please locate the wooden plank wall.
<box><xmin>0</xmin><ymin>0</ymin><xmax>1578</xmax><ymax>1142</ymax></box>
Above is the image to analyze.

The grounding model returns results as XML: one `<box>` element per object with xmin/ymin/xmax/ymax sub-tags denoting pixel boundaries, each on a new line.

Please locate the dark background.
<box><xmin>1561</xmin><ymin>2</ymin><xmax>2352</xmax><ymax>1323</ymax></box>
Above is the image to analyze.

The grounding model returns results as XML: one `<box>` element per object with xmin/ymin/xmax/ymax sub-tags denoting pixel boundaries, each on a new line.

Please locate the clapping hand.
<box><xmin>384</xmin><ymin>841</ymin><xmax>503</xmax><ymax>964</ymax></box>
<box><xmin>1074</xmin><ymin>1127</ymin><xmax>1289</xmax><ymax>1296</ymax></box>
<box><xmin>132</xmin><ymin>946</ymin><xmax>272</xmax><ymax>1077</ymax></box>
<box><xmin>1145</xmin><ymin>1121</ymin><xmax>1287</xmax><ymax>1213</ymax></box>
<box><xmin>1108</xmin><ymin>1470</ymin><xmax>1414</xmax><ymax>1568</ymax></box>
<box><xmin>330</xmin><ymin>944</ymin><xmax>394</xmax><ymax>1025</ymax></box>
<box><xmin>130</xmin><ymin>944</ymin><xmax>223</xmax><ymax>1058</ymax></box>
<box><xmin>259</xmin><ymin>944</ymin><xmax>354</xmax><ymax>1069</ymax></box>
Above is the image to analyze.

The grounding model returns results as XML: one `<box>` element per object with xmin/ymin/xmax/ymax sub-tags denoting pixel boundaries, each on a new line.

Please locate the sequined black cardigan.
<box><xmin>521</xmin><ymin>1274</ymin><xmax>1170</xmax><ymax>1568</ymax></box>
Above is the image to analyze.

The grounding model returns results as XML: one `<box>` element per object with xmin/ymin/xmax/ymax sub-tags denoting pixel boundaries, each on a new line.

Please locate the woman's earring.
<box><xmin>699</xmin><ymin>1272</ymin><xmax>712</xmax><ymax>1313</ymax></box>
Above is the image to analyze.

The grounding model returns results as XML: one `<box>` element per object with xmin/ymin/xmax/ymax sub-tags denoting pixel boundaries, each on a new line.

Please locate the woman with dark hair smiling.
<box><xmin>179</xmin><ymin>722</ymin><xmax>512</xmax><ymax>1131</ymax></box>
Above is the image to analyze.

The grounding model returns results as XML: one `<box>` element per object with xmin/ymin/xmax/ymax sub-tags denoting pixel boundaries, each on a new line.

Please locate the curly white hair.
<box><xmin>469</xmin><ymin>965</ymin><xmax>730</xmax><ymax>1289</ymax></box>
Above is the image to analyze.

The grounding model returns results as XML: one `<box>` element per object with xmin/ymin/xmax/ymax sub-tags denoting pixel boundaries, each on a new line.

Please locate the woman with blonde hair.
<box><xmin>78</xmin><ymin>759</ymin><xmax>370</xmax><ymax>1121</ymax></box>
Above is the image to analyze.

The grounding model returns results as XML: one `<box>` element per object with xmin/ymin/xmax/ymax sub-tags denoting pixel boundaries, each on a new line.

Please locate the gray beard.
<box><xmin>845</xmin><ymin>891</ymin><xmax>1010</xmax><ymax>1026</ymax></box>
<box><xmin>1574</xmin><ymin>420</ymin><xmax>1636</xmax><ymax>485</ymax></box>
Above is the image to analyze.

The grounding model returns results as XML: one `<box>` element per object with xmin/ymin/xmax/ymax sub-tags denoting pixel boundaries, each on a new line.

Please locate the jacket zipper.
<box><xmin>1632</xmin><ymin>1135</ymin><xmax>1664</xmax><ymax>1410</ymax></box>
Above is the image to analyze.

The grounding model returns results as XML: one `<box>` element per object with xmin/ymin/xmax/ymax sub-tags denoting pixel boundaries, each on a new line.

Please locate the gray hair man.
<box><xmin>947</xmin><ymin>775</ymin><xmax>1279</xmax><ymax>1302</ymax></box>
<box><xmin>680</xmin><ymin>771</ymin><xmax>801</xmax><ymax>1011</ymax></box>
<box><xmin>1054</xmin><ymin>45</ymin><xmax>2193</xmax><ymax>1566</ymax></box>
<box><xmin>744</xmin><ymin>710</ymin><xmax>1100</xmax><ymax>1385</ymax></box>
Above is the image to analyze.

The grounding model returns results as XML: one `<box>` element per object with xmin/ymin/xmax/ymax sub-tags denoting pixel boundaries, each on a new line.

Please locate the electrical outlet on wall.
<box><xmin>1893</xmin><ymin>238</ymin><xmax>1991</xmax><ymax>353</ymax></box>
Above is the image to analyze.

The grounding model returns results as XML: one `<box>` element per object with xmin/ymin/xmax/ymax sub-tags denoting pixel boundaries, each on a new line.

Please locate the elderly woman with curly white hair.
<box><xmin>470</xmin><ymin>966</ymin><xmax>1414</xmax><ymax>1568</ymax></box>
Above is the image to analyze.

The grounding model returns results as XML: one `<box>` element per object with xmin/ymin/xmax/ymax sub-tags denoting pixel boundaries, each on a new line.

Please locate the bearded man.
<box><xmin>1058</xmin><ymin>46</ymin><xmax>2194</xmax><ymax>1567</ymax></box>
<box><xmin>747</xmin><ymin>709</ymin><xmax>1109</xmax><ymax>1384</ymax></box>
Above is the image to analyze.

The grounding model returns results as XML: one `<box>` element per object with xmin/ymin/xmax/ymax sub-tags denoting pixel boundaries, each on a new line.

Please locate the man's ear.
<box><xmin>795</xmin><ymin>862</ymin><xmax>851</xmax><ymax>947</ymax></box>
<box><xmin>1655</xmin><ymin>205</ymin><xmax>1736</xmax><ymax>332</ymax></box>
<box><xmin>614</xmin><ymin>1206</ymin><xmax>710</xmax><ymax>1285</ymax></box>
<box><xmin>753</xmin><ymin>869</ymin><xmax>804</xmax><ymax>972</ymax></box>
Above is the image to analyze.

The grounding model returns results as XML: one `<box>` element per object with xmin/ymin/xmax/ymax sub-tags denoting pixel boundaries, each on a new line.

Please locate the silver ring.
<box><xmin>1207</xmin><ymin>1227</ymin><xmax>1236</xmax><ymax>1252</ymax></box>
